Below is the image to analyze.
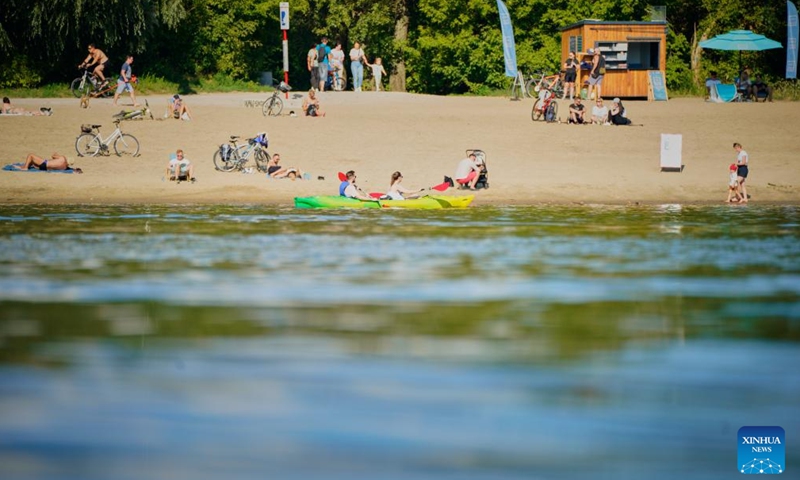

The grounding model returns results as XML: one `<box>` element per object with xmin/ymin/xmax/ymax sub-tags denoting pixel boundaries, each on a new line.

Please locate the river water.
<box><xmin>0</xmin><ymin>204</ymin><xmax>798</xmax><ymax>479</ymax></box>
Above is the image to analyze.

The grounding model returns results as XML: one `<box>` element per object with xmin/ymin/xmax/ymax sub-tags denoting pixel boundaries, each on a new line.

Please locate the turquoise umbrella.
<box><xmin>699</xmin><ymin>30</ymin><xmax>782</xmax><ymax>71</ymax></box>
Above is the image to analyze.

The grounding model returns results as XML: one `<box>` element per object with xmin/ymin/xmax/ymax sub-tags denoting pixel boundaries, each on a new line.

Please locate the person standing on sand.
<box><xmin>349</xmin><ymin>42</ymin><xmax>367</xmax><ymax>91</ymax></box>
<box><xmin>113</xmin><ymin>55</ymin><xmax>137</xmax><ymax>107</ymax></box>
<box><xmin>307</xmin><ymin>42</ymin><xmax>320</xmax><ymax>90</ymax></box>
<box><xmin>734</xmin><ymin>143</ymin><xmax>749</xmax><ymax>203</ymax></box>
<box><xmin>370</xmin><ymin>58</ymin><xmax>387</xmax><ymax>91</ymax></box>
<box><xmin>726</xmin><ymin>163</ymin><xmax>742</xmax><ymax>203</ymax></box>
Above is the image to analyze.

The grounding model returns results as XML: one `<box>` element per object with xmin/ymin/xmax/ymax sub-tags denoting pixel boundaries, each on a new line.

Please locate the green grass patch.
<box><xmin>772</xmin><ymin>80</ymin><xmax>800</xmax><ymax>101</ymax></box>
<box><xmin>2</xmin><ymin>83</ymin><xmax>73</xmax><ymax>98</ymax></box>
<box><xmin>3</xmin><ymin>74</ymin><xmax>276</xmax><ymax>98</ymax></box>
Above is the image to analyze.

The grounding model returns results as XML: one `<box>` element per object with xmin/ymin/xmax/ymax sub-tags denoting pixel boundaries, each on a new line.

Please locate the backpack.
<box><xmin>316</xmin><ymin>44</ymin><xmax>327</xmax><ymax>65</ymax></box>
<box><xmin>545</xmin><ymin>103</ymin><xmax>557</xmax><ymax>122</ymax></box>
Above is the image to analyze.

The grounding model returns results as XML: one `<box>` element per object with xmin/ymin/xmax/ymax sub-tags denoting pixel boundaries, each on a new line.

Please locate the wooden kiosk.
<box><xmin>560</xmin><ymin>20</ymin><xmax>667</xmax><ymax>99</ymax></box>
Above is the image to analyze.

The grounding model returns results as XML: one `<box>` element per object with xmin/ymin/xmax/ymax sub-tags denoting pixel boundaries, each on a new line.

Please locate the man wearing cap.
<box><xmin>587</xmin><ymin>48</ymin><xmax>605</xmax><ymax>101</ymax></box>
<box><xmin>167</xmin><ymin>94</ymin><xmax>192</xmax><ymax>120</ymax></box>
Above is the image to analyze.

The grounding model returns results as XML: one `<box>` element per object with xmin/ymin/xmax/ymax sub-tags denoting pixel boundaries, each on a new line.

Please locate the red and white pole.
<box><xmin>280</xmin><ymin>3</ymin><xmax>290</xmax><ymax>99</ymax></box>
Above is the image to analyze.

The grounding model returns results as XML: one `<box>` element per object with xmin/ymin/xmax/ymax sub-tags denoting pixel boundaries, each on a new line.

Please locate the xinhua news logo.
<box><xmin>738</xmin><ymin>426</ymin><xmax>785</xmax><ymax>474</ymax></box>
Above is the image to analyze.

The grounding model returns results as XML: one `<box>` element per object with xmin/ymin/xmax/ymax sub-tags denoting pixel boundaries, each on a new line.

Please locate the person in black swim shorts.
<box><xmin>733</xmin><ymin>143</ymin><xmax>749</xmax><ymax>203</ymax></box>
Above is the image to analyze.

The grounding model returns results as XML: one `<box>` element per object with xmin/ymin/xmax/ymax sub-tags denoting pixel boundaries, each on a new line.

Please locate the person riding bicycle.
<box><xmin>78</xmin><ymin>44</ymin><xmax>110</xmax><ymax>85</ymax></box>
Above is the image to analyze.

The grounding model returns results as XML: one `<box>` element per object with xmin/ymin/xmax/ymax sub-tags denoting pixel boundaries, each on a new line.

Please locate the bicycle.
<box><xmin>262</xmin><ymin>81</ymin><xmax>292</xmax><ymax>117</ymax></box>
<box><xmin>525</xmin><ymin>71</ymin><xmax>565</xmax><ymax>99</ymax></box>
<box><xmin>329</xmin><ymin>66</ymin><xmax>345</xmax><ymax>91</ymax></box>
<box><xmin>213</xmin><ymin>134</ymin><xmax>271</xmax><ymax>172</ymax></box>
<box><xmin>531</xmin><ymin>90</ymin><xmax>558</xmax><ymax>122</ymax></box>
<box><xmin>75</xmin><ymin>120</ymin><xmax>140</xmax><ymax>157</ymax></box>
<box><xmin>71</xmin><ymin>68</ymin><xmax>113</xmax><ymax>99</ymax></box>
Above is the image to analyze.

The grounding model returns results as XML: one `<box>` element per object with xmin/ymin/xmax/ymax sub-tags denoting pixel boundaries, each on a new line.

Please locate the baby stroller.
<box><xmin>466</xmin><ymin>149</ymin><xmax>489</xmax><ymax>190</ymax></box>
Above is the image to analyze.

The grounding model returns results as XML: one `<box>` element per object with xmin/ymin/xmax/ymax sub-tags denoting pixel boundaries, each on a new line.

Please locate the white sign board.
<box><xmin>660</xmin><ymin>134</ymin><xmax>682</xmax><ymax>171</ymax></box>
<box><xmin>279</xmin><ymin>2</ymin><xmax>289</xmax><ymax>30</ymax></box>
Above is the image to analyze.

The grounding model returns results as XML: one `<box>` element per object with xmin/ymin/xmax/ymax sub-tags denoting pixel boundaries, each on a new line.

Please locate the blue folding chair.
<box><xmin>710</xmin><ymin>83</ymin><xmax>741</xmax><ymax>103</ymax></box>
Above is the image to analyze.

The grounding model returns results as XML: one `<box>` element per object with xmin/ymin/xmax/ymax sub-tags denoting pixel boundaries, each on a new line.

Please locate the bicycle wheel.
<box><xmin>546</xmin><ymin>101</ymin><xmax>559</xmax><ymax>122</ymax></box>
<box><xmin>262</xmin><ymin>96</ymin><xmax>283</xmax><ymax>117</ymax></box>
<box><xmin>253</xmin><ymin>149</ymin><xmax>270</xmax><ymax>173</ymax></box>
<box><xmin>334</xmin><ymin>75</ymin><xmax>345</xmax><ymax>92</ymax></box>
<box><xmin>71</xmin><ymin>77</ymin><xmax>89</xmax><ymax>98</ymax></box>
<box><xmin>524</xmin><ymin>77</ymin><xmax>537</xmax><ymax>98</ymax></box>
<box><xmin>552</xmin><ymin>80</ymin><xmax>565</xmax><ymax>99</ymax></box>
<box><xmin>114</xmin><ymin>133</ymin><xmax>140</xmax><ymax>157</ymax></box>
<box><xmin>75</xmin><ymin>134</ymin><xmax>102</xmax><ymax>157</ymax></box>
<box><xmin>213</xmin><ymin>148</ymin><xmax>237</xmax><ymax>172</ymax></box>
<box><xmin>531</xmin><ymin>99</ymin><xmax>544</xmax><ymax>121</ymax></box>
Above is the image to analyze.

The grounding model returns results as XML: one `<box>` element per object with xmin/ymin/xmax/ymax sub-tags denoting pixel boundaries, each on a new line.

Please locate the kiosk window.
<box><xmin>627</xmin><ymin>42</ymin><xmax>659</xmax><ymax>70</ymax></box>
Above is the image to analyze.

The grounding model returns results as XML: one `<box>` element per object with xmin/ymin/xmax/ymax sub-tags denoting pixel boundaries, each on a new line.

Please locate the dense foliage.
<box><xmin>0</xmin><ymin>0</ymin><xmax>793</xmax><ymax>94</ymax></box>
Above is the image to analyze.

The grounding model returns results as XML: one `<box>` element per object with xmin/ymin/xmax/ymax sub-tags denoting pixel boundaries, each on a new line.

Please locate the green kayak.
<box><xmin>294</xmin><ymin>195</ymin><xmax>474</xmax><ymax>209</ymax></box>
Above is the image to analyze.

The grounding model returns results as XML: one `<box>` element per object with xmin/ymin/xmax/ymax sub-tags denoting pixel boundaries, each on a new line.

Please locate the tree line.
<box><xmin>0</xmin><ymin>0</ymin><xmax>790</xmax><ymax>94</ymax></box>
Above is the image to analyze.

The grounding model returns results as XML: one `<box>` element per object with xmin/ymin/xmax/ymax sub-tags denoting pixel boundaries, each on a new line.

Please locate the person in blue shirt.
<box><xmin>113</xmin><ymin>55</ymin><xmax>137</xmax><ymax>107</ymax></box>
<box><xmin>316</xmin><ymin>37</ymin><xmax>332</xmax><ymax>92</ymax></box>
<box><xmin>339</xmin><ymin>170</ymin><xmax>354</xmax><ymax>196</ymax></box>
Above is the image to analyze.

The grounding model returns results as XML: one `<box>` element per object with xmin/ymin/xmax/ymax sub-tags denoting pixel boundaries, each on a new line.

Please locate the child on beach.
<box><xmin>370</xmin><ymin>58</ymin><xmax>387</xmax><ymax>91</ymax></box>
<box><xmin>726</xmin><ymin>163</ymin><xmax>741</xmax><ymax>203</ymax></box>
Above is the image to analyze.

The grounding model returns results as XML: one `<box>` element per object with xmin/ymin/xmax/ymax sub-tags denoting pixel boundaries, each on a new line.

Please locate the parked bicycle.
<box><xmin>71</xmin><ymin>68</ymin><xmax>113</xmax><ymax>98</ymax></box>
<box><xmin>75</xmin><ymin>120</ymin><xmax>140</xmax><ymax>157</ymax></box>
<box><xmin>531</xmin><ymin>91</ymin><xmax>558</xmax><ymax>122</ymax></box>
<box><xmin>262</xmin><ymin>81</ymin><xmax>292</xmax><ymax>117</ymax></box>
<box><xmin>329</xmin><ymin>68</ymin><xmax>345</xmax><ymax>91</ymax></box>
<box><xmin>214</xmin><ymin>133</ymin><xmax>271</xmax><ymax>172</ymax></box>
<box><xmin>526</xmin><ymin>71</ymin><xmax>564</xmax><ymax>99</ymax></box>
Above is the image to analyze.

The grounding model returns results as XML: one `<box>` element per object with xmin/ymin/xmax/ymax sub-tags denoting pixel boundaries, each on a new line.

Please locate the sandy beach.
<box><xmin>0</xmin><ymin>91</ymin><xmax>798</xmax><ymax>205</ymax></box>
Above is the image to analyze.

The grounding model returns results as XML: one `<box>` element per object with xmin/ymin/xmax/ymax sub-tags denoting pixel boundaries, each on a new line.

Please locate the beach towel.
<box><xmin>3</xmin><ymin>163</ymin><xmax>82</xmax><ymax>173</ymax></box>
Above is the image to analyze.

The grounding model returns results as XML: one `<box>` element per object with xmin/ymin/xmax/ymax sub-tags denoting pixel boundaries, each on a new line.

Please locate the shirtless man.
<box><xmin>14</xmin><ymin>153</ymin><xmax>70</xmax><ymax>171</ymax></box>
<box><xmin>79</xmin><ymin>44</ymin><xmax>110</xmax><ymax>84</ymax></box>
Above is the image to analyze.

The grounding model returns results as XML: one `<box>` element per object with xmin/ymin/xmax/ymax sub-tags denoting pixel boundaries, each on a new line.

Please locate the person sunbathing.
<box><xmin>3</xmin><ymin>97</ymin><xmax>52</xmax><ymax>116</ymax></box>
<box><xmin>14</xmin><ymin>153</ymin><xmax>70</xmax><ymax>171</ymax></box>
<box><xmin>266</xmin><ymin>153</ymin><xmax>306</xmax><ymax>179</ymax></box>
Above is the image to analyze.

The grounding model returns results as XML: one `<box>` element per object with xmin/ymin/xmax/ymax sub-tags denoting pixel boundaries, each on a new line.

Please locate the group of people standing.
<box><xmin>306</xmin><ymin>38</ymin><xmax>387</xmax><ymax>92</ymax></box>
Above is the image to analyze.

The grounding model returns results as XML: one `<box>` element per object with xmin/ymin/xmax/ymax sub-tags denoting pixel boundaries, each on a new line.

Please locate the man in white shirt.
<box><xmin>166</xmin><ymin>149</ymin><xmax>195</xmax><ymax>183</ymax></box>
<box><xmin>455</xmin><ymin>153</ymin><xmax>482</xmax><ymax>190</ymax></box>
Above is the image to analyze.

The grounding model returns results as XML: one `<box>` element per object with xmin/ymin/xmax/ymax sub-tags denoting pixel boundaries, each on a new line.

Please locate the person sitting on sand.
<box><xmin>591</xmin><ymin>98</ymin><xmax>608</xmax><ymax>125</ymax></box>
<box><xmin>382</xmin><ymin>171</ymin><xmax>425</xmax><ymax>200</ymax></box>
<box><xmin>166</xmin><ymin>149</ymin><xmax>195</xmax><ymax>183</ymax></box>
<box><xmin>166</xmin><ymin>94</ymin><xmax>192</xmax><ymax>120</ymax></box>
<box><xmin>342</xmin><ymin>170</ymin><xmax>373</xmax><ymax>200</ymax></box>
<box><xmin>2</xmin><ymin>97</ymin><xmax>52</xmax><ymax>116</ymax></box>
<box><xmin>726</xmin><ymin>163</ymin><xmax>742</xmax><ymax>203</ymax></box>
<box><xmin>14</xmin><ymin>153</ymin><xmax>70</xmax><ymax>171</ymax></box>
<box><xmin>302</xmin><ymin>89</ymin><xmax>326</xmax><ymax>117</ymax></box>
<box><xmin>267</xmin><ymin>153</ymin><xmax>306</xmax><ymax>179</ymax></box>
<box><xmin>568</xmin><ymin>97</ymin><xmax>586</xmax><ymax>124</ymax></box>
<box><xmin>454</xmin><ymin>153</ymin><xmax>483</xmax><ymax>190</ymax></box>
<box><xmin>607</xmin><ymin>98</ymin><xmax>631</xmax><ymax>126</ymax></box>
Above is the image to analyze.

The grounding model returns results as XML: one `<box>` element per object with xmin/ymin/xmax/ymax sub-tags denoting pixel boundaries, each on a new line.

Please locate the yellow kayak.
<box><xmin>294</xmin><ymin>195</ymin><xmax>474</xmax><ymax>209</ymax></box>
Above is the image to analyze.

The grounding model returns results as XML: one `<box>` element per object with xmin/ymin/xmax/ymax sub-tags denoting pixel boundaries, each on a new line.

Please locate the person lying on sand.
<box><xmin>3</xmin><ymin>97</ymin><xmax>52</xmax><ymax>116</ymax></box>
<box><xmin>14</xmin><ymin>153</ymin><xmax>70</xmax><ymax>171</ymax></box>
